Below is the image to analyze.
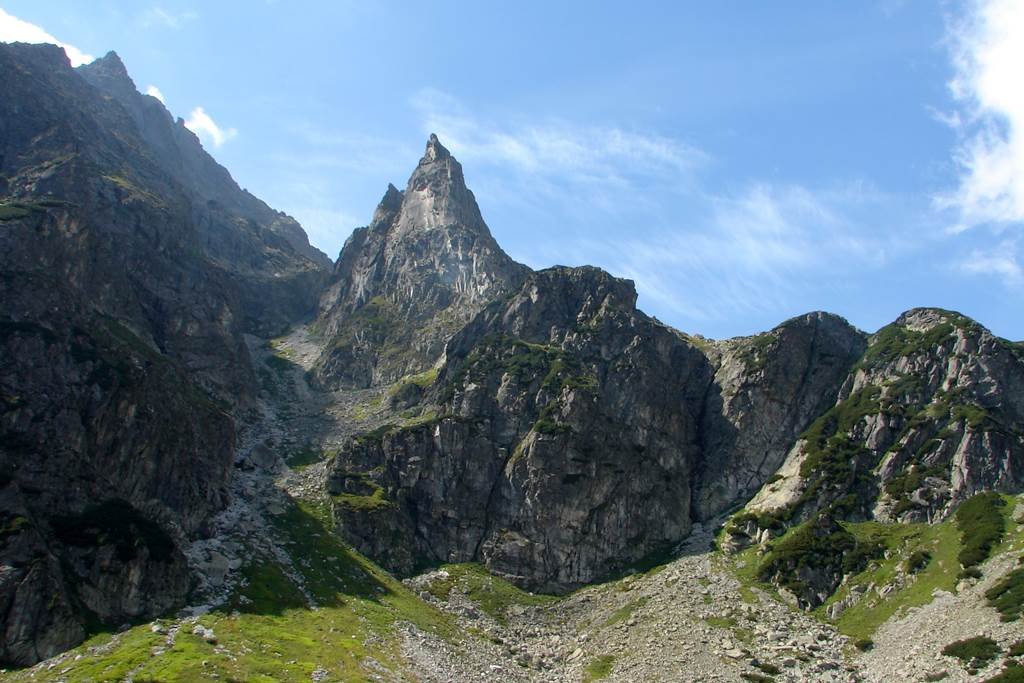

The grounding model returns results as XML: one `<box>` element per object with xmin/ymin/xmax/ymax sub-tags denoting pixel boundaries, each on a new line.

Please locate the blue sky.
<box><xmin>2</xmin><ymin>2</ymin><xmax>1022</xmax><ymax>341</ymax></box>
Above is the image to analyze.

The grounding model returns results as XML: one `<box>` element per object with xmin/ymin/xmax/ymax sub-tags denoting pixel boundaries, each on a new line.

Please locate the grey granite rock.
<box><xmin>312</xmin><ymin>134</ymin><xmax>529</xmax><ymax>388</ymax></box>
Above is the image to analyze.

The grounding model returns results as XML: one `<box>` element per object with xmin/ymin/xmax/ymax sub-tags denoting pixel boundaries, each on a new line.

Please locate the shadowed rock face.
<box><xmin>324</xmin><ymin>269</ymin><xmax>872</xmax><ymax>592</ymax></box>
<box><xmin>312</xmin><ymin>134</ymin><xmax>530</xmax><ymax>388</ymax></box>
<box><xmin>695</xmin><ymin>312</ymin><xmax>868</xmax><ymax>521</ymax></box>
<box><xmin>328</xmin><ymin>266</ymin><xmax>712</xmax><ymax>591</ymax></box>
<box><xmin>0</xmin><ymin>44</ymin><xmax>328</xmax><ymax>665</ymax></box>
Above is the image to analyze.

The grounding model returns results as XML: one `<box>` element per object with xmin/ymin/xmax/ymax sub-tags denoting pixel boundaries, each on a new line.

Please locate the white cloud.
<box><xmin>958</xmin><ymin>241</ymin><xmax>1023</xmax><ymax>286</ymax></box>
<box><xmin>184</xmin><ymin>106</ymin><xmax>237</xmax><ymax>148</ymax></box>
<box><xmin>0</xmin><ymin>8</ymin><xmax>94</xmax><ymax>66</ymax></box>
<box><xmin>139</xmin><ymin>7</ymin><xmax>198</xmax><ymax>29</ymax></box>
<box><xmin>939</xmin><ymin>0</ymin><xmax>1024</xmax><ymax>231</ymax></box>
<box><xmin>145</xmin><ymin>85</ymin><xmax>165</xmax><ymax>103</ymax></box>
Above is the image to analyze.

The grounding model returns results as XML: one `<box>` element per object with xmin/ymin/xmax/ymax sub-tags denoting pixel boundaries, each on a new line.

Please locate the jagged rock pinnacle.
<box><xmin>424</xmin><ymin>133</ymin><xmax>451</xmax><ymax>163</ymax></box>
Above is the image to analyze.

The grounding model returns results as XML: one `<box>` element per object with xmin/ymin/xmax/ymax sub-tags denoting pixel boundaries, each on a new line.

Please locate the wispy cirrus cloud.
<box><xmin>412</xmin><ymin>88</ymin><xmax>705</xmax><ymax>188</ymax></box>
<box><xmin>184</xmin><ymin>106</ymin><xmax>237</xmax><ymax>148</ymax></box>
<box><xmin>582</xmin><ymin>182</ymin><xmax>893</xmax><ymax>323</ymax></box>
<box><xmin>0</xmin><ymin>8</ymin><xmax>94</xmax><ymax>66</ymax></box>
<box><xmin>139</xmin><ymin>7</ymin><xmax>198</xmax><ymax>29</ymax></box>
<box><xmin>410</xmin><ymin>88</ymin><xmax>899</xmax><ymax>329</ymax></box>
<box><xmin>958</xmin><ymin>240</ymin><xmax>1024</xmax><ymax>286</ymax></box>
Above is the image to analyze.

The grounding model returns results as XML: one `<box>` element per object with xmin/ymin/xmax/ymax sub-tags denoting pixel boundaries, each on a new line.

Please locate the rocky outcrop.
<box><xmin>322</xmin><ymin>271</ymin><xmax>873</xmax><ymax>591</ymax></box>
<box><xmin>329</xmin><ymin>294</ymin><xmax>1024</xmax><ymax>597</ymax></box>
<box><xmin>313</xmin><ymin>135</ymin><xmax>529</xmax><ymax>388</ymax></box>
<box><xmin>328</xmin><ymin>266</ymin><xmax>713</xmax><ymax>591</ymax></box>
<box><xmin>740</xmin><ymin>309</ymin><xmax>1024</xmax><ymax>527</ymax></box>
<box><xmin>0</xmin><ymin>44</ymin><xmax>328</xmax><ymax>664</ymax></box>
<box><xmin>725</xmin><ymin>309</ymin><xmax>1024</xmax><ymax>605</ymax></box>
<box><xmin>695</xmin><ymin>312</ymin><xmax>867</xmax><ymax>520</ymax></box>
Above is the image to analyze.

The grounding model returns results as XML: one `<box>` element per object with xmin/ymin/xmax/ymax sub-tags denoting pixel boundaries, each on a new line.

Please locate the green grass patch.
<box><xmin>0</xmin><ymin>199</ymin><xmax>66</xmax><ymax>221</ymax></box>
<box><xmin>353</xmin><ymin>422</ymin><xmax>398</xmax><ymax>446</ymax></box>
<box><xmin>445</xmin><ymin>333</ymin><xmax>598</xmax><ymax>413</ymax></box>
<box><xmin>425</xmin><ymin>563</ymin><xmax>558</xmax><ymax>625</ymax></box>
<box><xmin>584</xmin><ymin>654</ymin><xmax>615</xmax><ymax>681</ymax></box>
<box><xmin>286</xmin><ymin>444</ymin><xmax>330</xmax><ymax>470</ymax></box>
<box><xmin>737</xmin><ymin>332</ymin><xmax>776</xmax><ymax>371</ymax></box>
<box><xmin>904</xmin><ymin>548</ymin><xmax>932</xmax><ymax>574</ymax></box>
<box><xmin>860</xmin><ymin>318</ymin><xmax>959</xmax><ymax>370</ymax></box>
<box><xmin>755</xmin><ymin>514</ymin><xmax>881</xmax><ymax>604</ymax></box>
<box><xmin>0</xmin><ymin>512</ymin><xmax>29</xmax><ymax>540</ymax></box>
<box><xmin>818</xmin><ymin>502</ymin><xmax>1022</xmax><ymax>641</ymax></box>
<box><xmin>9</xmin><ymin>498</ymin><xmax>456</xmax><ymax>682</ymax></box>
<box><xmin>739</xmin><ymin>585</ymin><xmax>759</xmax><ymax>604</ymax></box>
<box><xmin>397</xmin><ymin>367</ymin><xmax>439</xmax><ymax>390</ymax></box>
<box><xmin>265</xmin><ymin>353</ymin><xmax>293</xmax><ymax>376</ymax></box>
<box><xmin>986</xmin><ymin>662</ymin><xmax>1024</xmax><ymax>682</ymax></box>
<box><xmin>704</xmin><ymin>615</ymin><xmax>738</xmax><ymax>628</ymax></box>
<box><xmin>603</xmin><ymin>596</ymin><xmax>650</xmax><ymax>627</ymax></box>
<box><xmin>799</xmin><ymin>386</ymin><xmax>881</xmax><ymax>480</ymax></box>
<box><xmin>101</xmin><ymin>175</ymin><xmax>166</xmax><ymax>206</ymax></box>
<box><xmin>821</xmin><ymin>519</ymin><xmax>958</xmax><ymax>640</ymax></box>
<box><xmin>0</xmin><ymin>202</ymin><xmax>32</xmax><ymax>220</ymax></box>
<box><xmin>332</xmin><ymin>486</ymin><xmax>393</xmax><ymax>512</ymax></box>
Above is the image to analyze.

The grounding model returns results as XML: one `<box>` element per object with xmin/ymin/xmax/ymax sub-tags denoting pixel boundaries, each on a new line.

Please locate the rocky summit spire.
<box><xmin>390</xmin><ymin>133</ymin><xmax>490</xmax><ymax>241</ymax></box>
<box><xmin>424</xmin><ymin>132</ymin><xmax>451</xmax><ymax>161</ymax></box>
<box><xmin>312</xmin><ymin>135</ymin><xmax>530</xmax><ymax>388</ymax></box>
<box><xmin>77</xmin><ymin>51</ymin><xmax>137</xmax><ymax>104</ymax></box>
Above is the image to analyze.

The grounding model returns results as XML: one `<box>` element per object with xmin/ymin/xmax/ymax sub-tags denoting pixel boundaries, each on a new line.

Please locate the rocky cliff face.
<box><xmin>76</xmin><ymin>51</ymin><xmax>331</xmax><ymax>333</ymax></box>
<box><xmin>725</xmin><ymin>308</ymin><xmax>1024</xmax><ymax>605</ymax></box>
<box><xmin>313</xmin><ymin>134</ymin><xmax>529</xmax><ymax>388</ymax></box>
<box><xmin>0</xmin><ymin>44</ymin><xmax>328</xmax><ymax>665</ymax></box>
<box><xmin>327</xmin><ymin>266</ymin><xmax>712</xmax><ymax>591</ymax></box>
<box><xmin>740</xmin><ymin>309</ymin><xmax>1024</xmax><ymax>527</ymax></box>
<box><xmin>324</xmin><ymin>308</ymin><xmax>872</xmax><ymax>592</ymax></box>
<box><xmin>695</xmin><ymin>312</ymin><xmax>867</xmax><ymax>520</ymax></box>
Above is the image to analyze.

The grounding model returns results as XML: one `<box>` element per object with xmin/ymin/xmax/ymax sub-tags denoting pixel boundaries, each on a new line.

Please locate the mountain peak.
<box><xmin>312</xmin><ymin>132</ymin><xmax>529</xmax><ymax>388</ymax></box>
<box><xmin>97</xmin><ymin>50</ymin><xmax>126</xmax><ymax>70</ymax></box>
<box><xmin>77</xmin><ymin>50</ymin><xmax>138</xmax><ymax>102</ymax></box>
<box><xmin>893</xmin><ymin>307</ymin><xmax>973</xmax><ymax>333</ymax></box>
<box><xmin>369</xmin><ymin>183</ymin><xmax>404</xmax><ymax>227</ymax></box>
<box><xmin>81</xmin><ymin>50</ymin><xmax>130</xmax><ymax>80</ymax></box>
<box><xmin>424</xmin><ymin>133</ymin><xmax>451</xmax><ymax>162</ymax></box>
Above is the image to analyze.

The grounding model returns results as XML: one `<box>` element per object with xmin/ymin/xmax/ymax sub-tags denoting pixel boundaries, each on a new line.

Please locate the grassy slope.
<box><xmin>731</xmin><ymin>494</ymin><xmax>1024</xmax><ymax>642</ymax></box>
<box><xmin>6</xmin><ymin>500</ymin><xmax>455</xmax><ymax>683</ymax></box>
